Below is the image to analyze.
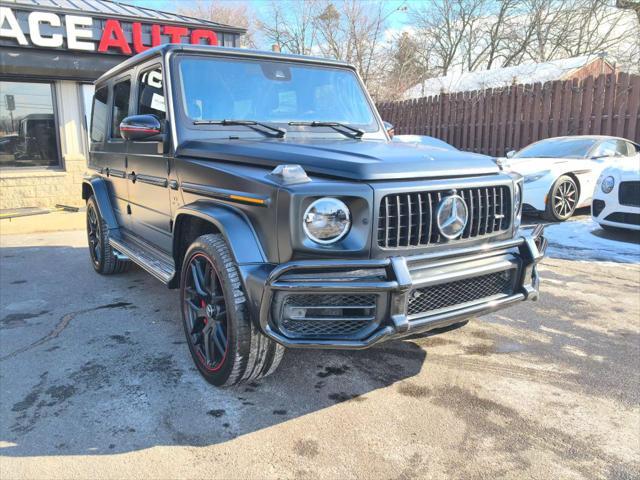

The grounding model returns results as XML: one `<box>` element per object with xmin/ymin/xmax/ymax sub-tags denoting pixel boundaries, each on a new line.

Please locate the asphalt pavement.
<box><xmin>0</xmin><ymin>218</ymin><xmax>639</xmax><ymax>479</ymax></box>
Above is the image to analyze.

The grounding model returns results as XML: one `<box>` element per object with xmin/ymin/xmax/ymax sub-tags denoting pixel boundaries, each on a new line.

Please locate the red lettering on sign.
<box><xmin>132</xmin><ymin>22</ymin><xmax>149</xmax><ymax>53</ymax></box>
<box><xmin>151</xmin><ymin>24</ymin><xmax>162</xmax><ymax>47</ymax></box>
<box><xmin>163</xmin><ymin>25</ymin><xmax>189</xmax><ymax>44</ymax></box>
<box><xmin>190</xmin><ymin>29</ymin><xmax>218</xmax><ymax>46</ymax></box>
<box><xmin>98</xmin><ymin>19</ymin><xmax>132</xmax><ymax>54</ymax></box>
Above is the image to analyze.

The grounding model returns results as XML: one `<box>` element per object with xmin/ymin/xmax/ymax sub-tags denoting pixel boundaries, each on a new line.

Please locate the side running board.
<box><xmin>109</xmin><ymin>233</ymin><xmax>175</xmax><ymax>284</ymax></box>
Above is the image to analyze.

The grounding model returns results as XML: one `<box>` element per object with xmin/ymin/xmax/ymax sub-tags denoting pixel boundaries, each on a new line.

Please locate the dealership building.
<box><xmin>0</xmin><ymin>0</ymin><xmax>244</xmax><ymax>212</ymax></box>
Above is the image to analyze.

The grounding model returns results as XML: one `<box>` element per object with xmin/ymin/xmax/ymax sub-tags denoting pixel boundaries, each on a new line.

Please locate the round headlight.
<box><xmin>303</xmin><ymin>198</ymin><xmax>351</xmax><ymax>244</ymax></box>
<box><xmin>601</xmin><ymin>176</ymin><xmax>615</xmax><ymax>194</ymax></box>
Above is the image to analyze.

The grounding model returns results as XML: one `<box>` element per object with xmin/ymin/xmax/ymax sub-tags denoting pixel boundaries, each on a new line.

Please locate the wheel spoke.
<box><xmin>186</xmin><ymin>298</ymin><xmax>201</xmax><ymax>313</ymax></box>
<box><xmin>213</xmin><ymin>323</ymin><xmax>226</xmax><ymax>355</ymax></box>
<box><xmin>191</xmin><ymin>262</ymin><xmax>208</xmax><ymax>299</ymax></box>
<box><xmin>190</xmin><ymin>315</ymin><xmax>205</xmax><ymax>335</ymax></box>
<box><xmin>202</xmin><ymin>324</ymin><xmax>214</xmax><ymax>363</ymax></box>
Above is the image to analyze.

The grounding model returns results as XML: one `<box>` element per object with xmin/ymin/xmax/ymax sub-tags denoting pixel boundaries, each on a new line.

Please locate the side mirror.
<box><xmin>120</xmin><ymin>115</ymin><xmax>162</xmax><ymax>141</ymax></box>
<box><xmin>383</xmin><ymin>121</ymin><xmax>395</xmax><ymax>139</ymax></box>
<box><xmin>506</xmin><ymin>150</ymin><xmax>516</xmax><ymax>159</ymax></box>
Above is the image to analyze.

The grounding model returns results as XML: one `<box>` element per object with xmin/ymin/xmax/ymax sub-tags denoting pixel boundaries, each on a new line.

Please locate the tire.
<box><xmin>543</xmin><ymin>175</ymin><xmax>578</xmax><ymax>222</ymax></box>
<box><xmin>86</xmin><ymin>195</ymin><xmax>130</xmax><ymax>275</ymax></box>
<box><xmin>180</xmin><ymin>234</ymin><xmax>284</xmax><ymax>386</ymax></box>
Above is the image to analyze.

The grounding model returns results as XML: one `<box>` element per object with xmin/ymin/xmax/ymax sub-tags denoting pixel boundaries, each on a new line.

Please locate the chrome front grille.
<box><xmin>378</xmin><ymin>186</ymin><xmax>512</xmax><ymax>248</ymax></box>
<box><xmin>407</xmin><ymin>270</ymin><xmax>515</xmax><ymax>316</ymax></box>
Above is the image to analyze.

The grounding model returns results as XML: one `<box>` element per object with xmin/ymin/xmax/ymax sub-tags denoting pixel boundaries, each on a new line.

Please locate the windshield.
<box><xmin>177</xmin><ymin>56</ymin><xmax>378</xmax><ymax>133</ymax></box>
<box><xmin>514</xmin><ymin>138</ymin><xmax>598</xmax><ymax>159</ymax></box>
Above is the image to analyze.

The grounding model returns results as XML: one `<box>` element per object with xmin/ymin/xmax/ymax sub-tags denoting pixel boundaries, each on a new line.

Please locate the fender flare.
<box><xmin>173</xmin><ymin>201</ymin><xmax>267</xmax><ymax>265</ymax></box>
<box><xmin>82</xmin><ymin>176</ymin><xmax>119</xmax><ymax>231</ymax></box>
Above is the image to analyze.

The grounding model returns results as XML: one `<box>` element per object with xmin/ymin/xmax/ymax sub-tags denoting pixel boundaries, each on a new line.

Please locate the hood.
<box><xmin>604</xmin><ymin>157</ymin><xmax>640</xmax><ymax>180</ymax></box>
<box><xmin>499</xmin><ymin>156</ymin><xmax>570</xmax><ymax>175</ymax></box>
<box><xmin>176</xmin><ymin>138</ymin><xmax>499</xmax><ymax>181</ymax></box>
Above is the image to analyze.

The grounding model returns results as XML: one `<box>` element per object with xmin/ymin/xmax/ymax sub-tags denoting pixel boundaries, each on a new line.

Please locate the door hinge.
<box><xmin>127</xmin><ymin>205</ymin><xmax>132</xmax><ymax>215</ymax></box>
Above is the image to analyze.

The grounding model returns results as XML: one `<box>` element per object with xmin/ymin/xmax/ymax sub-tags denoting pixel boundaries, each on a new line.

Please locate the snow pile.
<box><xmin>541</xmin><ymin>217</ymin><xmax>640</xmax><ymax>264</ymax></box>
<box><xmin>404</xmin><ymin>55</ymin><xmax>603</xmax><ymax>99</ymax></box>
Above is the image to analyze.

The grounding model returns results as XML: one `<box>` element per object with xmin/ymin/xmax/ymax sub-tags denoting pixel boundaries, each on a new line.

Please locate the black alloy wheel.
<box><xmin>182</xmin><ymin>253</ymin><xmax>229</xmax><ymax>372</ymax></box>
<box><xmin>87</xmin><ymin>201</ymin><xmax>102</xmax><ymax>268</ymax></box>
<box><xmin>180</xmin><ymin>234</ymin><xmax>284</xmax><ymax>386</ymax></box>
<box><xmin>544</xmin><ymin>175</ymin><xmax>578</xmax><ymax>221</ymax></box>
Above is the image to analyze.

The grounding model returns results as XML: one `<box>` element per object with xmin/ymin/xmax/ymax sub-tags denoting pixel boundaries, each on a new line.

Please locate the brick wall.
<box><xmin>0</xmin><ymin>81</ymin><xmax>87</xmax><ymax>210</ymax></box>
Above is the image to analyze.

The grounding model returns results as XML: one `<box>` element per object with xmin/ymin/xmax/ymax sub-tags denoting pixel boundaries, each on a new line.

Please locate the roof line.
<box><xmin>95</xmin><ymin>44</ymin><xmax>353</xmax><ymax>85</ymax></box>
<box><xmin>7</xmin><ymin>0</ymin><xmax>247</xmax><ymax>34</ymax></box>
<box><xmin>105</xmin><ymin>0</ymin><xmax>245</xmax><ymax>32</ymax></box>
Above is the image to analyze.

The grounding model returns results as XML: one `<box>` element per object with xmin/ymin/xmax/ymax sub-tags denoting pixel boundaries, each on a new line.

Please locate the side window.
<box><xmin>137</xmin><ymin>67</ymin><xmax>166</xmax><ymax>121</ymax></box>
<box><xmin>591</xmin><ymin>140</ymin><xmax>617</xmax><ymax>158</ymax></box>
<box><xmin>111</xmin><ymin>80</ymin><xmax>131</xmax><ymax>139</ymax></box>
<box><xmin>90</xmin><ymin>86</ymin><xmax>108</xmax><ymax>142</ymax></box>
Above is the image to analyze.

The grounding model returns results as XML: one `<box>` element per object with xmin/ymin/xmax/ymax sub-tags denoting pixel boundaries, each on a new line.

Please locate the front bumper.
<box><xmin>592</xmin><ymin>196</ymin><xmax>640</xmax><ymax>231</ymax></box>
<box><xmin>257</xmin><ymin>225</ymin><xmax>547</xmax><ymax>349</ymax></box>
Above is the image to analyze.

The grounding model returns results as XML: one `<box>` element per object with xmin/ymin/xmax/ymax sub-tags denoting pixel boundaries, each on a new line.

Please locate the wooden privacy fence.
<box><xmin>376</xmin><ymin>72</ymin><xmax>640</xmax><ymax>157</ymax></box>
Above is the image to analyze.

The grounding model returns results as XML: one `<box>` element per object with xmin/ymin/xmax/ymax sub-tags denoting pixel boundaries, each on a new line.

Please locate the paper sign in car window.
<box><xmin>151</xmin><ymin>93</ymin><xmax>165</xmax><ymax>112</ymax></box>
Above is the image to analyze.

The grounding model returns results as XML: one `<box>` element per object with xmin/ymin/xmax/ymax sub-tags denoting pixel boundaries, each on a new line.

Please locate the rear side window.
<box><xmin>624</xmin><ymin>141</ymin><xmax>638</xmax><ymax>156</ymax></box>
<box><xmin>615</xmin><ymin>140</ymin><xmax>629</xmax><ymax>157</ymax></box>
<box><xmin>91</xmin><ymin>86</ymin><xmax>108</xmax><ymax>142</ymax></box>
<box><xmin>137</xmin><ymin>67</ymin><xmax>166</xmax><ymax>121</ymax></box>
<box><xmin>111</xmin><ymin>80</ymin><xmax>131</xmax><ymax>139</ymax></box>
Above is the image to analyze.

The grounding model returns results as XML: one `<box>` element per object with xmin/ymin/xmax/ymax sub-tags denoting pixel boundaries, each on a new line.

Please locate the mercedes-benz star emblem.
<box><xmin>436</xmin><ymin>194</ymin><xmax>469</xmax><ymax>239</ymax></box>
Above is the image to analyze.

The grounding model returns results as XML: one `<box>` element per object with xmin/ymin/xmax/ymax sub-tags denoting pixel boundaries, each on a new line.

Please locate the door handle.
<box><xmin>127</xmin><ymin>172</ymin><xmax>137</xmax><ymax>183</ymax></box>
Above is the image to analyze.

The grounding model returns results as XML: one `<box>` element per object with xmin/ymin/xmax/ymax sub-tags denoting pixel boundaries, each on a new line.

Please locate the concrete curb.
<box><xmin>0</xmin><ymin>211</ymin><xmax>85</xmax><ymax>235</ymax></box>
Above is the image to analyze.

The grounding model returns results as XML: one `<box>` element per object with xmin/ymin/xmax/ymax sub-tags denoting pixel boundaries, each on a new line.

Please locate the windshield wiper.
<box><xmin>193</xmin><ymin>119</ymin><xmax>286</xmax><ymax>138</ymax></box>
<box><xmin>288</xmin><ymin>121</ymin><xmax>365</xmax><ymax>138</ymax></box>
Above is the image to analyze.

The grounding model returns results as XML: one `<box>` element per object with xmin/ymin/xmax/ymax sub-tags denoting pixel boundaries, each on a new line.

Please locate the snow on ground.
<box><xmin>537</xmin><ymin>216</ymin><xmax>640</xmax><ymax>264</ymax></box>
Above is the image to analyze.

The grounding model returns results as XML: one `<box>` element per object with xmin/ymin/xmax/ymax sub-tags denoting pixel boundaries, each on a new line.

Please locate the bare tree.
<box><xmin>410</xmin><ymin>0</ymin><xmax>486</xmax><ymax>76</ymax></box>
<box><xmin>254</xmin><ymin>0</ymin><xmax>401</xmax><ymax>98</ymax></box>
<box><xmin>381</xmin><ymin>31</ymin><xmax>428</xmax><ymax>100</ymax></box>
<box><xmin>314</xmin><ymin>0</ymin><xmax>392</xmax><ymax>93</ymax></box>
<box><xmin>176</xmin><ymin>0</ymin><xmax>257</xmax><ymax>48</ymax></box>
<box><xmin>257</xmin><ymin>0</ymin><xmax>319</xmax><ymax>55</ymax></box>
<box><xmin>407</xmin><ymin>0</ymin><xmax>638</xmax><ymax>78</ymax></box>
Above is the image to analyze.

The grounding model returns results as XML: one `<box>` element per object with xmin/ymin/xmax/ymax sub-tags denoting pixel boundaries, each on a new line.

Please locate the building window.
<box><xmin>0</xmin><ymin>81</ymin><xmax>60</xmax><ymax>168</ymax></box>
<box><xmin>111</xmin><ymin>80</ymin><xmax>131</xmax><ymax>139</ymax></box>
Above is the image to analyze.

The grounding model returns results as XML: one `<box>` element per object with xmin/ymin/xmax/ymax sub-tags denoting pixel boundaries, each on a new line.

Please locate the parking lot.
<box><xmin>1</xmin><ymin>214</ymin><xmax>639</xmax><ymax>479</ymax></box>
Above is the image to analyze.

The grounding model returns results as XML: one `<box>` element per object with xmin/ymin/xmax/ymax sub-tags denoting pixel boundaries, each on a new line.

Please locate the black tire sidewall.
<box><xmin>180</xmin><ymin>237</ymin><xmax>243</xmax><ymax>386</ymax></box>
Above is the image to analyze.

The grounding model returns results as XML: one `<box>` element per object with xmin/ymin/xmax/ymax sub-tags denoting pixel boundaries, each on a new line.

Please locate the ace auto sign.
<box><xmin>0</xmin><ymin>6</ymin><xmax>219</xmax><ymax>55</ymax></box>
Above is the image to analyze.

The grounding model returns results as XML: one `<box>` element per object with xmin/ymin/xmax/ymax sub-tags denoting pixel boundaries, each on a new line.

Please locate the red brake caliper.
<box><xmin>201</xmin><ymin>299</ymin><xmax>207</xmax><ymax>324</ymax></box>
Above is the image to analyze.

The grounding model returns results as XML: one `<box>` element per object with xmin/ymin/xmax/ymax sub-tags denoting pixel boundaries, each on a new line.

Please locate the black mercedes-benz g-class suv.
<box><xmin>82</xmin><ymin>45</ymin><xmax>546</xmax><ymax>386</ymax></box>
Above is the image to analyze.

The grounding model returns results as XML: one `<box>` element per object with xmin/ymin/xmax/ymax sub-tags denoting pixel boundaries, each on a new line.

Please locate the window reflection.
<box><xmin>0</xmin><ymin>81</ymin><xmax>59</xmax><ymax>168</ymax></box>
